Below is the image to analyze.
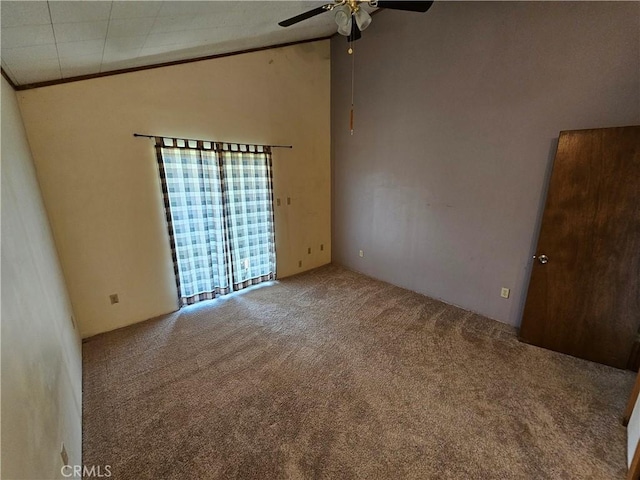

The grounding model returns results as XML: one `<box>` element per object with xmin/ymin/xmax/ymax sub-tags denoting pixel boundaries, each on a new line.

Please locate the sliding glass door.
<box><xmin>155</xmin><ymin>137</ymin><xmax>276</xmax><ymax>306</ymax></box>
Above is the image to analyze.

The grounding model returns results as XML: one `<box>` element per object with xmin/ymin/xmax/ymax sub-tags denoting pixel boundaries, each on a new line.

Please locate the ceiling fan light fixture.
<box><xmin>335</xmin><ymin>6</ymin><xmax>352</xmax><ymax>36</ymax></box>
<box><xmin>354</xmin><ymin>9</ymin><xmax>372</xmax><ymax>31</ymax></box>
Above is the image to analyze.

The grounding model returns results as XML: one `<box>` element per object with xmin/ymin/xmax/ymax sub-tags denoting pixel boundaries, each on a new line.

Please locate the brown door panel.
<box><xmin>520</xmin><ymin>126</ymin><xmax>640</xmax><ymax>369</ymax></box>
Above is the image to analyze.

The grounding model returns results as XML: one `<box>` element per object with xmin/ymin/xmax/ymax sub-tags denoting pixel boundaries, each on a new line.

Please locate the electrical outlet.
<box><xmin>287</xmin><ymin>197</ymin><xmax>291</xmax><ymax>205</ymax></box>
<box><xmin>500</xmin><ymin>287</ymin><xmax>510</xmax><ymax>299</ymax></box>
<box><xmin>109</xmin><ymin>294</ymin><xmax>119</xmax><ymax>305</ymax></box>
<box><xmin>308</xmin><ymin>247</ymin><xmax>311</xmax><ymax>254</ymax></box>
<box><xmin>320</xmin><ymin>244</ymin><xmax>324</xmax><ymax>251</ymax></box>
<box><xmin>359</xmin><ymin>250</ymin><xmax>364</xmax><ymax>258</ymax></box>
<box><xmin>298</xmin><ymin>260</ymin><xmax>302</xmax><ymax>268</ymax></box>
<box><xmin>276</xmin><ymin>198</ymin><xmax>281</xmax><ymax>206</ymax></box>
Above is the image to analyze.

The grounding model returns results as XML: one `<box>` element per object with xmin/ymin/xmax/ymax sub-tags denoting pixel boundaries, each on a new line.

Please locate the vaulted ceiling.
<box><xmin>1</xmin><ymin>1</ymin><xmax>365</xmax><ymax>88</ymax></box>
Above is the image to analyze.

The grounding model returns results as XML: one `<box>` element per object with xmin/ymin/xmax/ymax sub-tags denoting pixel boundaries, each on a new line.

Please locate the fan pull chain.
<box><xmin>350</xmin><ymin>40</ymin><xmax>355</xmax><ymax>136</ymax></box>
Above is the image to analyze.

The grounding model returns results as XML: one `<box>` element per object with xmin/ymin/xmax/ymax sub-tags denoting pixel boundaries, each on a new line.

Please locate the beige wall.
<box><xmin>17</xmin><ymin>40</ymin><xmax>331</xmax><ymax>338</ymax></box>
<box><xmin>1</xmin><ymin>77</ymin><xmax>82</xmax><ymax>479</ymax></box>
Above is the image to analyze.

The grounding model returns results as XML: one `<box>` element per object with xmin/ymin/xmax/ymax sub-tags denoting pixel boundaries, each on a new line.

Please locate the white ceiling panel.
<box><xmin>48</xmin><ymin>1</ymin><xmax>112</xmax><ymax>24</ymax></box>
<box><xmin>143</xmin><ymin>31</ymin><xmax>195</xmax><ymax>48</ymax></box>
<box><xmin>1</xmin><ymin>24</ymin><xmax>55</xmax><ymax>48</ymax></box>
<box><xmin>109</xmin><ymin>1</ymin><xmax>162</xmax><ymax>20</ymax></box>
<box><xmin>0</xmin><ymin>1</ymin><xmax>51</xmax><ymax>27</ymax></box>
<box><xmin>99</xmin><ymin>57</ymin><xmax>143</xmax><ymax>72</ymax></box>
<box><xmin>107</xmin><ymin>17</ymin><xmax>155</xmax><ymax>38</ymax></box>
<box><xmin>2</xmin><ymin>43</ymin><xmax>59</xmax><ymax>66</ymax></box>
<box><xmin>57</xmin><ymin>39</ymin><xmax>105</xmax><ymax>58</ymax></box>
<box><xmin>60</xmin><ymin>64</ymin><xmax>102</xmax><ymax>78</ymax></box>
<box><xmin>60</xmin><ymin>55</ymin><xmax>103</xmax><ymax>78</ymax></box>
<box><xmin>137</xmin><ymin>45</ymin><xmax>191</xmax><ymax>61</ymax></box>
<box><xmin>190</xmin><ymin>12</ymin><xmax>249</xmax><ymax>29</ymax></box>
<box><xmin>157</xmin><ymin>1</ymin><xmax>233</xmax><ymax>17</ymax></box>
<box><xmin>104</xmin><ymin>35</ymin><xmax>148</xmax><ymax>54</ymax></box>
<box><xmin>11</xmin><ymin>60</ymin><xmax>61</xmax><ymax>84</ymax></box>
<box><xmin>59</xmin><ymin>54</ymin><xmax>102</xmax><ymax>69</ymax></box>
<box><xmin>53</xmin><ymin>20</ymin><xmax>109</xmax><ymax>43</ymax></box>
<box><xmin>102</xmin><ymin>49</ymin><xmax>142</xmax><ymax>65</ymax></box>
<box><xmin>0</xmin><ymin>0</ymin><xmax>379</xmax><ymax>87</ymax></box>
<box><xmin>148</xmin><ymin>15</ymin><xmax>197</xmax><ymax>34</ymax></box>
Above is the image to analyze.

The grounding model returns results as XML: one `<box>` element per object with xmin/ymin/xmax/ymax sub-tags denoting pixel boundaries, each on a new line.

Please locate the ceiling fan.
<box><xmin>279</xmin><ymin>1</ymin><xmax>434</xmax><ymax>44</ymax></box>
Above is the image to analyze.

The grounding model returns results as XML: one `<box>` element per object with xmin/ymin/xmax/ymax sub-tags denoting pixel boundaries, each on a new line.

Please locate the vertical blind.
<box><xmin>155</xmin><ymin>137</ymin><xmax>276</xmax><ymax>306</ymax></box>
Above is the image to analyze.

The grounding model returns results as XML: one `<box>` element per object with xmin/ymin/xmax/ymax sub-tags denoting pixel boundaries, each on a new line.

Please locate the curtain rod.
<box><xmin>133</xmin><ymin>133</ymin><xmax>292</xmax><ymax>149</ymax></box>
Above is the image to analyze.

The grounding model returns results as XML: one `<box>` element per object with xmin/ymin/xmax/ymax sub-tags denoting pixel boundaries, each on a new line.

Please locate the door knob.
<box><xmin>535</xmin><ymin>254</ymin><xmax>549</xmax><ymax>264</ymax></box>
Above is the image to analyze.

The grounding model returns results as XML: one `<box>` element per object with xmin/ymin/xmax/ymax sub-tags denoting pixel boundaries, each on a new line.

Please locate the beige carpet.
<box><xmin>83</xmin><ymin>264</ymin><xmax>633</xmax><ymax>479</ymax></box>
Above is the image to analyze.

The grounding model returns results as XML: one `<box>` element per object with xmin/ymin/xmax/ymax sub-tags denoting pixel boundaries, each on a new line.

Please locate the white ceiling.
<box><xmin>1</xmin><ymin>1</ymin><xmax>362</xmax><ymax>87</ymax></box>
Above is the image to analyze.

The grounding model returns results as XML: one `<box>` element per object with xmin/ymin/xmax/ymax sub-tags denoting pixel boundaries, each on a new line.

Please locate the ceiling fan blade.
<box><xmin>347</xmin><ymin>21</ymin><xmax>362</xmax><ymax>42</ymax></box>
<box><xmin>375</xmin><ymin>1</ymin><xmax>434</xmax><ymax>13</ymax></box>
<box><xmin>278</xmin><ymin>5</ymin><xmax>332</xmax><ymax>27</ymax></box>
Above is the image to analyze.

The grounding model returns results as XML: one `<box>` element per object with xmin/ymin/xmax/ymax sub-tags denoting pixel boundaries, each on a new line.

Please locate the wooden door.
<box><xmin>519</xmin><ymin>126</ymin><xmax>640</xmax><ymax>369</ymax></box>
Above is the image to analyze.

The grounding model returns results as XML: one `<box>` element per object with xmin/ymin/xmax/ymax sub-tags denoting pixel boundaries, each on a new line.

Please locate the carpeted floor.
<box><xmin>83</xmin><ymin>264</ymin><xmax>634</xmax><ymax>479</ymax></box>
